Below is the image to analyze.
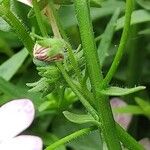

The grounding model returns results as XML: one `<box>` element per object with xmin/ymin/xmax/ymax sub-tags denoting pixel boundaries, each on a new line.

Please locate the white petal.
<box><xmin>0</xmin><ymin>135</ymin><xmax>43</xmax><ymax>150</ymax></box>
<box><xmin>17</xmin><ymin>0</ymin><xmax>32</xmax><ymax>7</ymax></box>
<box><xmin>110</xmin><ymin>98</ymin><xmax>132</xmax><ymax>129</ymax></box>
<box><xmin>0</xmin><ymin>99</ymin><xmax>35</xmax><ymax>142</ymax></box>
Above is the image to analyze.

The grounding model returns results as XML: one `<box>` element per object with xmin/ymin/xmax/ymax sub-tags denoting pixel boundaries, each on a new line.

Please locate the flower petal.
<box><xmin>0</xmin><ymin>99</ymin><xmax>35</xmax><ymax>142</ymax></box>
<box><xmin>0</xmin><ymin>135</ymin><xmax>43</xmax><ymax>150</ymax></box>
<box><xmin>139</xmin><ymin>138</ymin><xmax>150</xmax><ymax>150</ymax></box>
<box><xmin>110</xmin><ymin>98</ymin><xmax>132</xmax><ymax>129</ymax></box>
<box><xmin>17</xmin><ymin>0</ymin><xmax>32</xmax><ymax>7</ymax></box>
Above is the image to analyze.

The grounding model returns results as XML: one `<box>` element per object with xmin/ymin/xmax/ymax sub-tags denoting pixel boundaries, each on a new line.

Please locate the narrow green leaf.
<box><xmin>113</xmin><ymin>105</ymin><xmax>144</xmax><ymax>115</ymax></box>
<box><xmin>0</xmin><ymin>77</ymin><xmax>42</xmax><ymax>108</ymax></box>
<box><xmin>0</xmin><ymin>5</ymin><xmax>34</xmax><ymax>54</ymax></box>
<box><xmin>98</xmin><ymin>9</ymin><xmax>120</xmax><ymax>66</ymax></box>
<box><xmin>135</xmin><ymin>97</ymin><xmax>150</xmax><ymax>116</ymax></box>
<box><xmin>45</xmin><ymin>126</ymin><xmax>96</xmax><ymax>150</ymax></box>
<box><xmin>136</xmin><ymin>0</ymin><xmax>150</xmax><ymax>10</ymax></box>
<box><xmin>138</xmin><ymin>28</ymin><xmax>150</xmax><ymax>35</ymax></box>
<box><xmin>135</xmin><ymin>97</ymin><xmax>150</xmax><ymax>108</ymax></box>
<box><xmin>63</xmin><ymin>111</ymin><xmax>100</xmax><ymax>126</ymax></box>
<box><xmin>38</xmin><ymin>101</ymin><xmax>52</xmax><ymax>112</ymax></box>
<box><xmin>32</xmin><ymin>0</ymin><xmax>48</xmax><ymax>37</ymax></box>
<box><xmin>26</xmin><ymin>78</ymin><xmax>49</xmax><ymax>92</ymax></box>
<box><xmin>38</xmin><ymin>100</ymin><xmax>57</xmax><ymax>112</ymax></box>
<box><xmin>0</xmin><ymin>37</ymin><xmax>13</xmax><ymax>56</ymax></box>
<box><xmin>0</xmin><ymin>48</ymin><xmax>28</xmax><ymax>81</ymax></box>
<box><xmin>116</xmin><ymin>10</ymin><xmax>150</xmax><ymax>30</ymax></box>
<box><xmin>90</xmin><ymin>0</ymin><xmax>103</xmax><ymax>7</ymax></box>
<box><xmin>100</xmin><ymin>86</ymin><xmax>145</xmax><ymax>96</ymax></box>
<box><xmin>0</xmin><ymin>76</ymin><xmax>25</xmax><ymax>98</ymax></box>
<box><xmin>40</xmin><ymin>132</ymin><xmax>66</xmax><ymax>150</ymax></box>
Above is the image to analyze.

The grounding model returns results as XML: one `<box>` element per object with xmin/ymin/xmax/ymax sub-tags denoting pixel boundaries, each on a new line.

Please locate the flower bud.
<box><xmin>33</xmin><ymin>43</ymin><xmax>64</xmax><ymax>62</ymax></box>
<box><xmin>33</xmin><ymin>38</ymin><xmax>65</xmax><ymax>62</ymax></box>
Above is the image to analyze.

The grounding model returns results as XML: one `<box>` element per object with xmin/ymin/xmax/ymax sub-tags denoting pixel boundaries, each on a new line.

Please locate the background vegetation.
<box><xmin>0</xmin><ymin>0</ymin><xmax>150</xmax><ymax>149</ymax></box>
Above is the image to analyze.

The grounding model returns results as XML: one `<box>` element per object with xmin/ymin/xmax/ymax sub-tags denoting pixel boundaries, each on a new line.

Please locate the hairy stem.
<box><xmin>116</xmin><ymin>124</ymin><xmax>144</xmax><ymax>150</ymax></box>
<box><xmin>57</xmin><ymin>63</ymin><xmax>99</xmax><ymax>121</ymax></box>
<box><xmin>46</xmin><ymin>2</ymin><xmax>82</xmax><ymax>84</ymax></box>
<box><xmin>102</xmin><ymin>0</ymin><xmax>134</xmax><ymax>86</ymax></box>
<box><xmin>74</xmin><ymin>0</ymin><xmax>103</xmax><ymax>94</ymax></box>
<box><xmin>65</xmin><ymin>43</ymin><xmax>83</xmax><ymax>83</ymax></box>
<box><xmin>74</xmin><ymin>0</ymin><xmax>121</xmax><ymax>149</ymax></box>
<box><xmin>46</xmin><ymin>1</ymin><xmax>61</xmax><ymax>38</ymax></box>
<box><xmin>45</xmin><ymin>126</ymin><xmax>96</xmax><ymax>150</ymax></box>
<box><xmin>0</xmin><ymin>4</ymin><xmax>34</xmax><ymax>55</ymax></box>
<box><xmin>48</xmin><ymin>1</ymin><xmax>69</xmax><ymax>42</ymax></box>
<box><xmin>32</xmin><ymin>0</ymin><xmax>48</xmax><ymax>37</ymax></box>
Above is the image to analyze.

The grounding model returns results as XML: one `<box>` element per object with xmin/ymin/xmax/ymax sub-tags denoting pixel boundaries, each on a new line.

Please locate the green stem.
<box><xmin>57</xmin><ymin>86</ymin><xmax>65</xmax><ymax>109</ymax></box>
<box><xmin>56</xmin><ymin>63</ymin><xmax>99</xmax><ymax>121</ymax></box>
<box><xmin>46</xmin><ymin>3</ymin><xmax>61</xmax><ymax>38</ymax></box>
<box><xmin>32</xmin><ymin>0</ymin><xmax>48</xmax><ymax>37</ymax></box>
<box><xmin>75</xmin><ymin>82</ymin><xmax>96</xmax><ymax>107</ymax></box>
<box><xmin>74</xmin><ymin>88</ymin><xmax>144</xmax><ymax>149</ymax></box>
<box><xmin>102</xmin><ymin>0</ymin><xmax>134</xmax><ymax>86</ymax></box>
<box><xmin>74</xmin><ymin>0</ymin><xmax>121</xmax><ymax>149</ymax></box>
<box><xmin>99</xmin><ymin>96</ymin><xmax>122</xmax><ymax>150</ymax></box>
<box><xmin>65</xmin><ymin>43</ymin><xmax>83</xmax><ymax>84</ymax></box>
<box><xmin>46</xmin><ymin>0</ymin><xmax>69</xmax><ymax>41</ymax></box>
<box><xmin>45</xmin><ymin>126</ymin><xmax>96</xmax><ymax>150</ymax></box>
<box><xmin>46</xmin><ymin>2</ymin><xmax>82</xmax><ymax>84</ymax></box>
<box><xmin>47</xmin><ymin>1</ymin><xmax>69</xmax><ymax>42</ymax></box>
<box><xmin>74</xmin><ymin>0</ymin><xmax>103</xmax><ymax>93</ymax></box>
<box><xmin>0</xmin><ymin>4</ymin><xmax>34</xmax><ymax>55</ymax></box>
<box><xmin>44</xmin><ymin>1</ymin><xmax>141</xmax><ymax>150</ymax></box>
<box><xmin>116</xmin><ymin>124</ymin><xmax>144</xmax><ymax>150</ymax></box>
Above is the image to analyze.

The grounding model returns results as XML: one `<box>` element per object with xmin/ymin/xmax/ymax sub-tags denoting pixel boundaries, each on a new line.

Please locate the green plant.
<box><xmin>0</xmin><ymin>0</ymin><xmax>150</xmax><ymax>149</ymax></box>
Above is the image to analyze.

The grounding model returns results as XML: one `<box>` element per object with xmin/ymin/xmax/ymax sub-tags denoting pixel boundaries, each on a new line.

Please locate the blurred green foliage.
<box><xmin>0</xmin><ymin>0</ymin><xmax>150</xmax><ymax>149</ymax></box>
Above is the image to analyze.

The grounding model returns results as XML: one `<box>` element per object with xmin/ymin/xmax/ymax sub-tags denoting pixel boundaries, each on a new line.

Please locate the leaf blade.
<box><xmin>116</xmin><ymin>10</ymin><xmax>150</xmax><ymax>30</ymax></box>
<box><xmin>0</xmin><ymin>48</ymin><xmax>28</xmax><ymax>81</ymax></box>
<box><xmin>100</xmin><ymin>86</ymin><xmax>146</xmax><ymax>96</ymax></box>
<box><xmin>98</xmin><ymin>8</ymin><xmax>120</xmax><ymax>66</ymax></box>
<box><xmin>63</xmin><ymin>111</ymin><xmax>100</xmax><ymax>126</ymax></box>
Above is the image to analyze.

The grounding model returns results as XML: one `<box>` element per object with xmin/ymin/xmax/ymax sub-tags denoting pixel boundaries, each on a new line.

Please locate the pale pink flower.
<box><xmin>110</xmin><ymin>98</ymin><xmax>132</xmax><ymax>129</ymax></box>
<box><xmin>17</xmin><ymin>0</ymin><xmax>32</xmax><ymax>7</ymax></box>
<box><xmin>0</xmin><ymin>99</ymin><xmax>43</xmax><ymax>150</ymax></box>
<box><xmin>111</xmin><ymin>98</ymin><xmax>150</xmax><ymax>149</ymax></box>
<box><xmin>139</xmin><ymin>138</ymin><xmax>150</xmax><ymax>150</ymax></box>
